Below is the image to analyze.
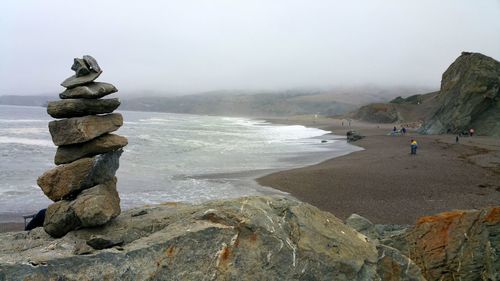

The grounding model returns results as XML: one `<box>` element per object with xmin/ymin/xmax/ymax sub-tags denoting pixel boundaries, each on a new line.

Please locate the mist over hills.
<box><xmin>0</xmin><ymin>86</ymin><xmax>433</xmax><ymax>117</ymax></box>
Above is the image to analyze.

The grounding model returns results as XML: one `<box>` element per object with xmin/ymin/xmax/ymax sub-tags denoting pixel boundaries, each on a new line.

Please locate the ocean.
<box><xmin>0</xmin><ymin>104</ymin><xmax>360</xmax><ymax>222</ymax></box>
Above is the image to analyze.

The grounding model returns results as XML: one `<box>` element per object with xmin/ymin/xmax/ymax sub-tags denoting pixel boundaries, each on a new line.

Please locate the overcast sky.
<box><xmin>1</xmin><ymin>0</ymin><xmax>499</xmax><ymax>95</ymax></box>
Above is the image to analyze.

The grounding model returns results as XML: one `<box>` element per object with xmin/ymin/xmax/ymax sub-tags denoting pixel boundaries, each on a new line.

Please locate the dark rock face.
<box><xmin>422</xmin><ymin>52</ymin><xmax>500</xmax><ymax>136</ymax></box>
<box><xmin>71</xmin><ymin>58</ymin><xmax>91</xmax><ymax>77</ymax></box>
<box><xmin>61</xmin><ymin>71</ymin><xmax>102</xmax><ymax>88</ymax></box>
<box><xmin>406</xmin><ymin>207</ymin><xmax>499</xmax><ymax>281</ymax></box>
<box><xmin>43</xmin><ymin>178</ymin><xmax>121</xmax><ymax>238</ymax></box>
<box><xmin>59</xmin><ymin>82</ymin><xmax>118</xmax><ymax>99</ymax></box>
<box><xmin>47</xmin><ymin>98</ymin><xmax>121</xmax><ymax>118</ymax></box>
<box><xmin>48</xmin><ymin>113</ymin><xmax>123</xmax><ymax>146</ymax></box>
<box><xmin>0</xmin><ymin>196</ymin><xmax>425</xmax><ymax>280</ymax></box>
<box><xmin>353</xmin><ymin>103</ymin><xmax>400</xmax><ymax>123</ymax></box>
<box><xmin>346</xmin><ymin>130</ymin><xmax>364</xmax><ymax>142</ymax></box>
<box><xmin>83</xmin><ymin>55</ymin><xmax>101</xmax><ymax>73</ymax></box>
<box><xmin>55</xmin><ymin>134</ymin><xmax>128</xmax><ymax>165</ymax></box>
<box><xmin>37</xmin><ymin>150</ymin><xmax>122</xmax><ymax>201</ymax></box>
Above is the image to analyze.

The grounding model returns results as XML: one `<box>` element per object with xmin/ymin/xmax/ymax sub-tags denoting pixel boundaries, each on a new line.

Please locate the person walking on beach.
<box><xmin>456</xmin><ymin>135</ymin><xmax>459</xmax><ymax>144</ymax></box>
<box><xmin>410</xmin><ymin>139</ymin><xmax>418</xmax><ymax>155</ymax></box>
<box><xmin>469</xmin><ymin>128</ymin><xmax>475</xmax><ymax>137</ymax></box>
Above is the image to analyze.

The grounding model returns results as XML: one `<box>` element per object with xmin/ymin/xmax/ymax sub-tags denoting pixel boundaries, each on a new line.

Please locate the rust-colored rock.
<box><xmin>406</xmin><ymin>207</ymin><xmax>499</xmax><ymax>281</ymax></box>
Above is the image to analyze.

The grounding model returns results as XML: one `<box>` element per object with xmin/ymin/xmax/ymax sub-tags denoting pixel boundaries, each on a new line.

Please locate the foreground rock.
<box><xmin>48</xmin><ymin>113</ymin><xmax>123</xmax><ymax>145</ymax></box>
<box><xmin>0</xmin><ymin>196</ymin><xmax>425</xmax><ymax>280</ymax></box>
<box><xmin>47</xmin><ymin>98</ymin><xmax>121</xmax><ymax>118</ymax></box>
<box><xmin>55</xmin><ymin>134</ymin><xmax>128</xmax><ymax>164</ymax></box>
<box><xmin>406</xmin><ymin>207</ymin><xmax>499</xmax><ymax>281</ymax></box>
<box><xmin>44</xmin><ymin>178</ymin><xmax>121</xmax><ymax>238</ymax></box>
<box><xmin>37</xmin><ymin>150</ymin><xmax>122</xmax><ymax>201</ymax></box>
<box><xmin>59</xmin><ymin>82</ymin><xmax>118</xmax><ymax>99</ymax></box>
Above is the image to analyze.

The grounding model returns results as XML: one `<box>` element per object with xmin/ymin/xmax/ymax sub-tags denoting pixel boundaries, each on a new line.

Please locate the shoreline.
<box><xmin>257</xmin><ymin>116</ymin><xmax>500</xmax><ymax>225</ymax></box>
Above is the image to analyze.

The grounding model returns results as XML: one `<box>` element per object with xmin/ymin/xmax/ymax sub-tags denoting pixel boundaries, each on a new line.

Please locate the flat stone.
<box><xmin>86</xmin><ymin>236</ymin><xmax>123</xmax><ymax>250</ymax></box>
<box><xmin>55</xmin><ymin>134</ymin><xmax>128</xmax><ymax>165</ymax></box>
<box><xmin>49</xmin><ymin>113</ymin><xmax>123</xmax><ymax>146</ymax></box>
<box><xmin>47</xmin><ymin>98</ymin><xmax>121</xmax><ymax>118</ymax></box>
<box><xmin>83</xmin><ymin>55</ymin><xmax>101</xmax><ymax>73</ymax></box>
<box><xmin>73</xmin><ymin>178</ymin><xmax>121</xmax><ymax>227</ymax></box>
<box><xmin>61</xmin><ymin>71</ymin><xmax>102</xmax><ymax>89</ymax></box>
<box><xmin>59</xmin><ymin>82</ymin><xmax>118</xmax><ymax>99</ymax></box>
<box><xmin>37</xmin><ymin>149</ymin><xmax>122</xmax><ymax>201</ymax></box>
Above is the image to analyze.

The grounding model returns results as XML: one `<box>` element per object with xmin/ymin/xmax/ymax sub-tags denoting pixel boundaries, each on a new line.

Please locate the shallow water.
<box><xmin>0</xmin><ymin>105</ymin><xmax>360</xmax><ymax>222</ymax></box>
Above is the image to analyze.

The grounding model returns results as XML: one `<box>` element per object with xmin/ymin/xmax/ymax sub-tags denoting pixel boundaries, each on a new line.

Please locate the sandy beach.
<box><xmin>258</xmin><ymin>116</ymin><xmax>500</xmax><ymax>225</ymax></box>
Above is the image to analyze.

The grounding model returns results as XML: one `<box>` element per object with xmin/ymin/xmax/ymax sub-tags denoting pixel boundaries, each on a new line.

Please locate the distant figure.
<box><xmin>393</xmin><ymin>126</ymin><xmax>397</xmax><ymax>132</ymax></box>
<box><xmin>402</xmin><ymin>127</ymin><xmax>407</xmax><ymax>135</ymax></box>
<box><xmin>456</xmin><ymin>135</ymin><xmax>459</xmax><ymax>144</ymax></box>
<box><xmin>342</xmin><ymin>121</ymin><xmax>344</xmax><ymax>127</ymax></box>
<box><xmin>469</xmin><ymin>128</ymin><xmax>475</xmax><ymax>137</ymax></box>
<box><xmin>410</xmin><ymin>139</ymin><xmax>418</xmax><ymax>155</ymax></box>
<box><xmin>25</xmin><ymin>208</ymin><xmax>46</xmax><ymax>231</ymax></box>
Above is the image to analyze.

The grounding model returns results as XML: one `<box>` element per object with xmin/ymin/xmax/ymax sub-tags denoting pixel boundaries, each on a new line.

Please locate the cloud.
<box><xmin>1</xmin><ymin>0</ymin><xmax>499</xmax><ymax>95</ymax></box>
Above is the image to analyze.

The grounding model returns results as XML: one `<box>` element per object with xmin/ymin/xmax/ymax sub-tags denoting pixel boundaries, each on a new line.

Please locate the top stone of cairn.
<box><xmin>61</xmin><ymin>55</ymin><xmax>103</xmax><ymax>89</ymax></box>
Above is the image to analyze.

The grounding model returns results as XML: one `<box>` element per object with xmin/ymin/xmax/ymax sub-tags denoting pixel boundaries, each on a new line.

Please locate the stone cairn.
<box><xmin>37</xmin><ymin>56</ymin><xmax>128</xmax><ymax>238</ymax></box>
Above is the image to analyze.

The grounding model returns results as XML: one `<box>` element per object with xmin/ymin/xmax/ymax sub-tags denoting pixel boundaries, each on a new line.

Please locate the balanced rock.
<box><xmin>59</xmin><ymin>82</ymin><xmax>117</xmax><ymax>99</ymax></box>
<box><xmin>83</xmin><ymin>55</ymin><xmax>101</xmax><ymax>73</ymax></box>
<box><xmin>47</xmin><ymin>98</ymin><xmax>121</xmax><ymax>118</ymax></box>
<box><xmin>49</xmin><ymin>113</ymin><xmax>123</xmax><ymax>146</ymax></box>
<box><xmin>72</xmin><ymin>177</ymin><xmax>121</xmax><ymax>227</ymax></box>
<box><xmin>43</xmin><ymin>178</ymin><xmax>120</xmax><ymax>238</ymax></box>
<box><xmin>43</xmin><ymin>200</ymin><xmax>80</xmax><ymax>238</ymax></box>
<box><xmin>55</xmin><ymin>134</ymin><xmax>128</xmax><ymax>165</ymax></box>
<box><xmin>61</xmin><ymin>70</ymin><xmax>102</xmax><ymax>89</ymax></box>
<box><xmin>37</xmin><ymin>149</ymin><xmax>122</xmax><ymax>201</ymax></box>
<box><xmin>71</xmin><ymin>58</ymin><xmax>91</xmax><ymax>77</ymax></box>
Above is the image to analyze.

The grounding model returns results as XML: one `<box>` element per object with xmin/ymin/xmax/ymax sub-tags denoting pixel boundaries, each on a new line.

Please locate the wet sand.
<box><xmin>258</xmin><ymin>116</ymin><xmax>500</xmax><ymax>224</ymax></box>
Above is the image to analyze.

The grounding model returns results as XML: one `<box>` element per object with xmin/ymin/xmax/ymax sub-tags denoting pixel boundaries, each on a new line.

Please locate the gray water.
<box><xmin>0</xmin><ymin>105</ymin><xmax>361</xmax><ymax>222</ymax></box>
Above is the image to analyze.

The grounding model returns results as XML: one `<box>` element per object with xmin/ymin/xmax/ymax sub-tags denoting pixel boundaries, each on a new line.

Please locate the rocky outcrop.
<box><xmin>0</xmin><ymin>196</ymin><xmax>425</xmax><ymax>281</ymax></box>
<box><xmin>353</xmin><ymin>103</ymin><xmax>400</xmax><ymax>123</ymax></box>
<box><xmin>422</xmin><ymin>52</ymin><xmax>500</xmax><ymax>136</ymax></box>
<box><xmin>38</xmin><ymin>56</ymin><xmax>126</xmax><ymax>238</ymax></box>
<box><xmin>406</xmin><ymin>207</ymin><xmax>499</xmax><ymax>281</ymax></box>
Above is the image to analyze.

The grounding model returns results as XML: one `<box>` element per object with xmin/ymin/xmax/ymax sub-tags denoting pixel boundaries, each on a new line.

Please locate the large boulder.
<box><xmin>55</xmin><ymin>134</ymin><xmax>128</xmax><ymax>165</ymax></box>
<box><xmin>59</xmin><ymin>82</ymin><xmax>117</xmax><ymax>99</ymax></box>
<box><xmin>422</xmin><ymin>52</ymin><xmax>500</xmax><ymax>136</ymax></box>
<box><xmin>37</xmin><ymin>149</ymin><xmax>122</xmax><ymax>201</ymax></box>
<box><xmin>43</xmin><ymin>178</ymin><xmax>121</xmax><ymax>238</ymax></box>
<box><xmin>0</xmin><ymin>196</ymin><xmax>425</xmax><ymax>280</ymax></box>
<box><xmin>48</xmin><ymin>113</ymin><xmax>123</xmax><ymax>146</ymax></box>
<box><xmin>47</xmin><ymin>98</ymin><xmax>121</xmax><ymax>118</ymax></box>
<box><xmin>406</xmin><ymin>207</ymin><xmax>499</xmax><ymax>281</ymax></box>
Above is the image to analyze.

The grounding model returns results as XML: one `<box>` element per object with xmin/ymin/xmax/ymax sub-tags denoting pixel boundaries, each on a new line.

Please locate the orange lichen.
<box><xmin>220</xmin><ymin>246</ymin><xmax>231</xmax><ymax>262</ymax></box>
<box><xmin>484</xmin><ymin>207</ymin><xmax>500</xmax><ymax>223</ymax></box>
<box><xmin>416</xmin><ymin>211</ymin><xmax>465</xmax><ymax>226</ymax></box>
<box><xmin>249</xmin><ymin>233</ymin><xmax>258</xmax><ymax>242</ymax></box>
<box><xmin>166</xmin><ymin>246</ymin><xmax>175</xmax><ymax>258</ymax></box>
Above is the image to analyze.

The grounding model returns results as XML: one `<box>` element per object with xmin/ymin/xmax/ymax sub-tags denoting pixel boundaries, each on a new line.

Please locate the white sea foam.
<box><xmin>0</xmin><ymin>136</ymin><xmax>54</xmax><ymax>147</ymax></box>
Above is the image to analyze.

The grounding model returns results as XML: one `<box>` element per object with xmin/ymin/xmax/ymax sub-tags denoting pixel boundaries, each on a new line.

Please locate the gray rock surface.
<box><xmin>83</xmin><ymin>55</ymin><xmax>101</xmax><ymax>73</ymax></box>
<box><xmin>61</xmin><ymin>70</ymin><xmax>102</xmax><ymax>88</ymax></box>
<box><xmin>346</xmin><ymin>213</ymin><xmax>379</xmax><ymax>241</ymax></box>
<box><xmin>48</xmin><ymin>113</ymin><xmax>123</xmax><ymax>146</ymax></box>
<box><xmin>71</xmin><ymin>58</ymin><xmax>91</xmax><ymax>77</ymax></box>
<box><xmin>0</xmin><ymin>196</ymin><xmax>425</xmax><ymax>280</ymax></box>
<box><xmin>44</xmin><ymin>178</ymin><xmax>121</xmax><ymax>238</ymax></box>
<box><xmin>47</xmin><ymin>98</ymin><xmax>121</xmax><ymax>118</ymax></box>
<box><xmin>37</xmin><ymin>150</ymin><xmax>122</xmax><ymax>201</ymax></box>
<box><xmin>422</xmin><ymin>52</ymin><xmax>500</xmax><ymax>136</ymax></box>
<box><xmin>55</xmin><ymin>134</ymin><xmax>128</xmax><ymax>165</ymax></box>
<box><xmin>59</xmin><ymin>82</ymin><xmax>118</xmax><ymax>99</ymax></box>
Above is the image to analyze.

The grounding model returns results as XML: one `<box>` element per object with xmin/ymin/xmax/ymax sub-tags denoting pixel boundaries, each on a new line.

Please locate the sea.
<box><xmin>0</xmin><ymin>104</ymin><xmax>361</xmax><ymax>222</ymax></box>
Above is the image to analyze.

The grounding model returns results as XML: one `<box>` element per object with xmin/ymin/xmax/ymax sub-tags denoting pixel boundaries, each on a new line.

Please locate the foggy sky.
<box><xmin>1</xmin><ymin>0</ymin><xmax>499</xmax><ymax>96</ymax></box>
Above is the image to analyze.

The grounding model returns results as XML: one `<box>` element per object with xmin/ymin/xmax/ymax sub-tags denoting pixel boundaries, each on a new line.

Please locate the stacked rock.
<box><xmin>37</xmin><ymin>56</ymin><xmax>128</xmax><ymax>238</ymax></box>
